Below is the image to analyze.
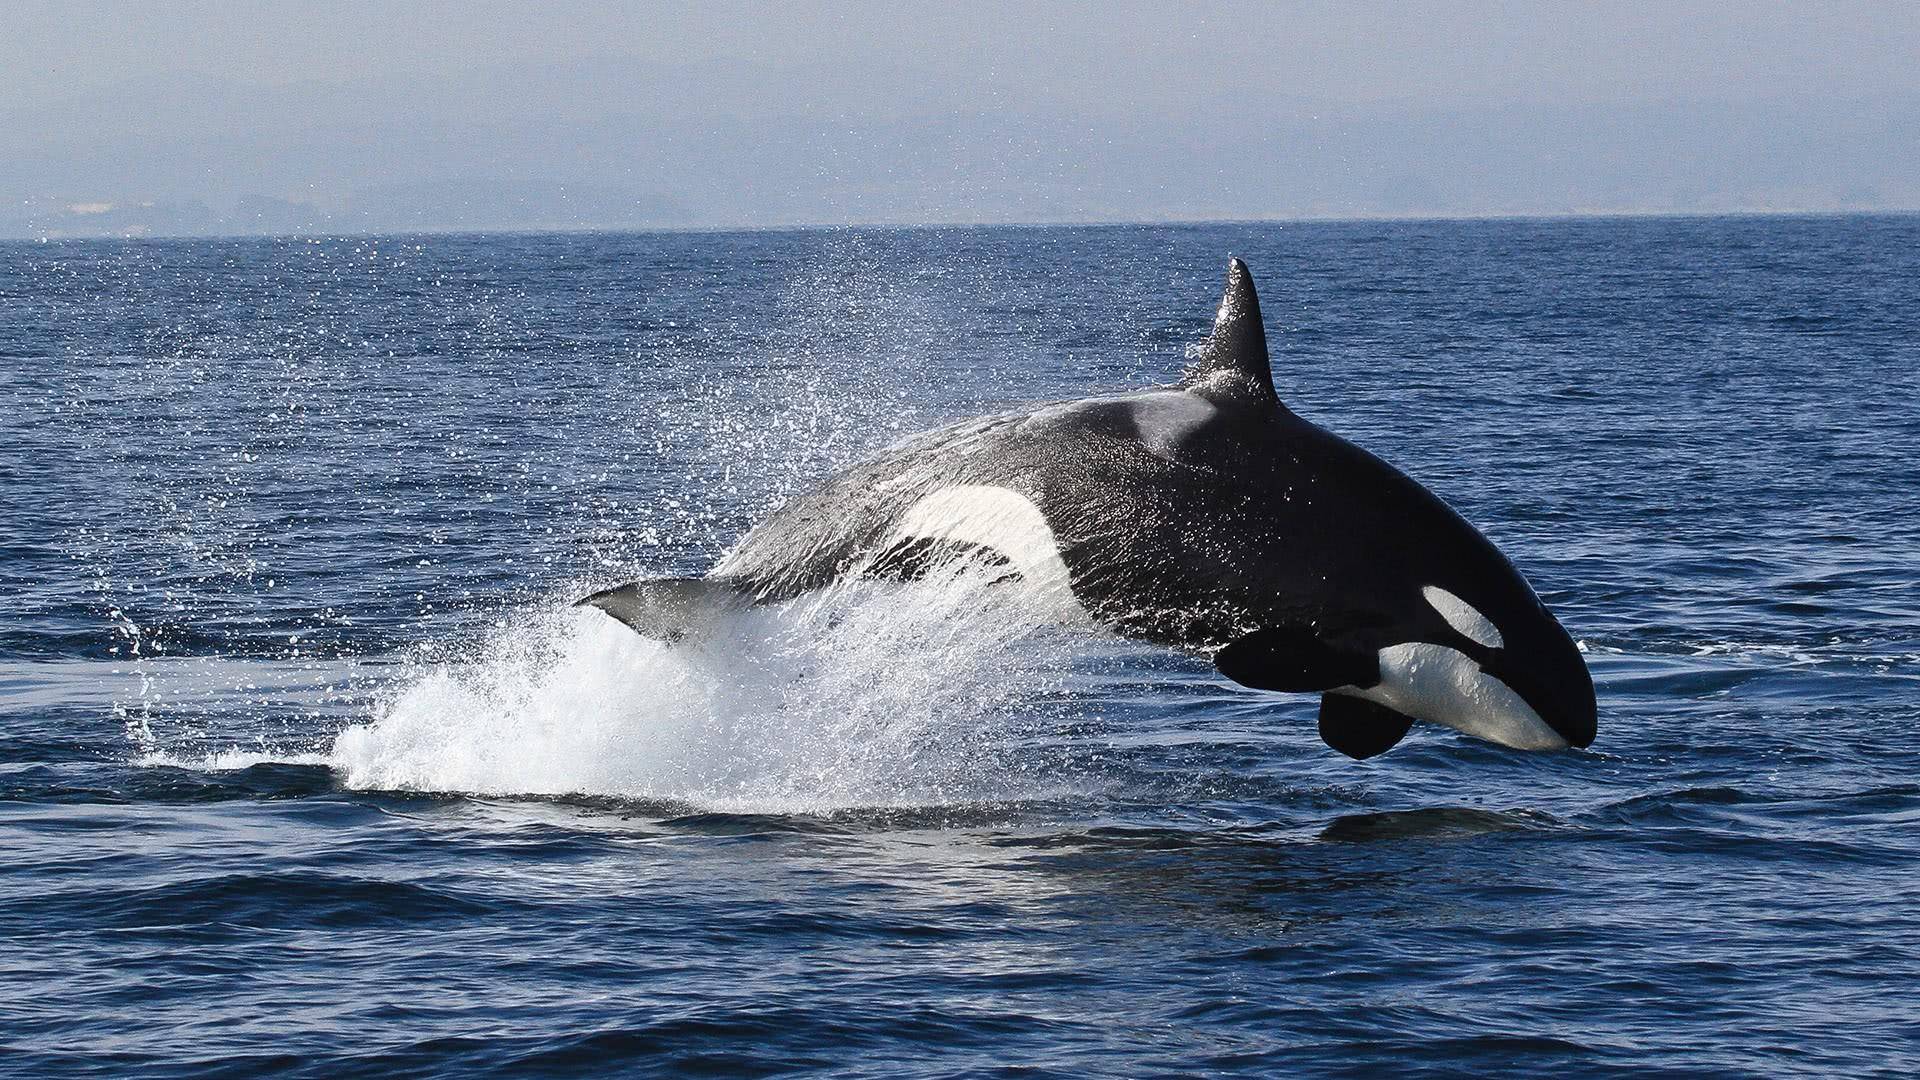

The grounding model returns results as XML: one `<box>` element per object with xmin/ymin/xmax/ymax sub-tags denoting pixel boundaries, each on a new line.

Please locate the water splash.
<box><xmin>329</xmin><ymin>566</ymin><xmax>1102</xmax><ymax>812</ymax></box>
<box><xmin>106</xmin><ymin>653</ymin><xmax>377</xmax><ymax>765</ymax></box>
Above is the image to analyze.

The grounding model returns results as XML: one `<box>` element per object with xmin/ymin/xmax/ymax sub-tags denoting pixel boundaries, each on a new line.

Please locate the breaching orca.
<box><xmin>580</xmin><ymin>259</ymin><xmax>1597</xmax><ymax>759</ymax></box>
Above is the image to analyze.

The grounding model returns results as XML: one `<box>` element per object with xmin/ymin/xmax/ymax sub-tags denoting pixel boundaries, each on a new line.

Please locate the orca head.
<box><xmin>1355</xmin><ymin>578</ymin><xmax>1598</xmax><ymax>754</ymax></box>
<box><xmin>1194</xmin><ymin>257</ymin><xmax>1597</xmax><ymax>759</ymax></box>
<box><xmin>1217</xmin><ymin>559</ymin><xmax>1598</xmax><ymax>759</ymax></box>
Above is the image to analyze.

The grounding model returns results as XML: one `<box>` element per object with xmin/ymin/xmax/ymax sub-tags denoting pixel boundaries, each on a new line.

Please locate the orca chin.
<box><xmin>1345</xmin><ymin>643</ymin><xmax>1570</xmax><ymax>752</ymax></box>
<box><xmin>1481</xmin><ymin>627</ymin><xmax>1599</xmax><ymax>751</ymax></box>
<box><xmin>580</xmin><ymin>257</ymin><xmax>1599</xmax><ymax>763</ymax></box>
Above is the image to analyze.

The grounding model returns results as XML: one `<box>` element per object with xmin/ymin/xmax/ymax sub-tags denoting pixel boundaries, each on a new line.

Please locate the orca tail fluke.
<box><xmin>575</xmin><ymin>577</ymin><xmax>747</xmax><ymax>641</ymax></box>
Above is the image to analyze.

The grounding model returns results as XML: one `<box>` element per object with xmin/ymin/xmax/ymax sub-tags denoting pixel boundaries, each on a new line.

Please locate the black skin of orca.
<box><xmin>581</xmin><ymin>259</ymin><xmax>1598</xmax><ymax>757</ymax></box>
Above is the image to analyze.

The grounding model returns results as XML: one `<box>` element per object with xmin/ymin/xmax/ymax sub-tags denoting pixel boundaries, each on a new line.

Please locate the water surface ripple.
<box><xmin>3</xmin><ymin>217</ymin><xmax>1918</xmax><ymax>1076</ymax></box>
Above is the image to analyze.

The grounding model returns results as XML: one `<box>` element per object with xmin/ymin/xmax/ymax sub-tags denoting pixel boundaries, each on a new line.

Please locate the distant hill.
<box><xmin>4</xmin><ymin>59</ymin><xmax>1915</xmax><ymax>239</ymax></box>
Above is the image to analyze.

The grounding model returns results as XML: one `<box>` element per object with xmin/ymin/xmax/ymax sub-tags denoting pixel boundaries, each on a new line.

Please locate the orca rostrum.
<box><xmin>581</xmin><ymin>259</ymin><xmax>1597</xmax><ymax>759</ymax></box>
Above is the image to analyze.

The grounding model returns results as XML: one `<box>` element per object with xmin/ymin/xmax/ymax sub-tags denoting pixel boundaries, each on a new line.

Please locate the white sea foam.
<box><xmin>138</xmin><ymin>748</ymin><xmax>332</xmax><ymax>770</ymax></box>
<box><xmin>329</xmin><ymin>567</ymin><xmax>1095</xmax><ymax>812</ymax></box>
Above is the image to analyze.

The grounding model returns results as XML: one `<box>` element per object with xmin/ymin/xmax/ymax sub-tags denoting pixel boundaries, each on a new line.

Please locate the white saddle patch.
<box><xmin>886</xmin><ymin>485</ymin><xmax>1090</xmax><ymax>622</ymax></box>
<box><xmin>1027</xmin><ymin>389</ymin><xmax>1218</xmax><ymax>460</ymax></box>
<box><xmin>1118</xmin><ymin>391</ymin><xmax>1218</xmax><ymax>458</ymax></box>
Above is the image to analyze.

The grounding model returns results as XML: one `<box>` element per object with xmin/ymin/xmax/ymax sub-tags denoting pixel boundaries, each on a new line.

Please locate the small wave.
<box><xmin>1317</xmin><ymin>806</ymin><xmax>1560</xmax><ymax>842</ymax></box>
<box><xmin>1592</xmin><ymin>638</ymin><xmax>1920</xmax><ymax>679</ymax></box>
<box><xmin>1767</xmin><ymin>312</ymin><xmax>1843</xmax><ymax>333</ymax></box>
<box><xmin>71</xmin><ymin>871</ymin><xmax>499</xmax><ymax>931</ymax></box>
<box><xmin>136</xmin><ymin>748</ymin><xmax>332</xmax><ymax>771</ymax></box>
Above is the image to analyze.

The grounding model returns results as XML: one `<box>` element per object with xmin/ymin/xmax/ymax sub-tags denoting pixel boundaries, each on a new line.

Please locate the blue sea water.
<box><xmin>3</xmin><ymin>216</ymin><xmax>1918</xmax><ymax>1077</ymax></box>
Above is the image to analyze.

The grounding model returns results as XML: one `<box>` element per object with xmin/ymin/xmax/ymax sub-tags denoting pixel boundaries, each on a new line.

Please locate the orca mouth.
<box><xmin>1477</xmin><ymin>643</ymin><xmax>1597</xmax><ymax>750</ymax></box>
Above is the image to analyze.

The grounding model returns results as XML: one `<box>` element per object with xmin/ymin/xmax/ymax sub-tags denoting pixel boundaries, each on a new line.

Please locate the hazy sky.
<box><xmin>4</xmin><ymin>1</ymin><xmax>1916</xmax><ymax>236</ymax></box>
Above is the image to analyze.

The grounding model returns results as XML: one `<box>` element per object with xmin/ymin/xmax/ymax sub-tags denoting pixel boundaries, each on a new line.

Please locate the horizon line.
<box><xmin>8</xmin><ymin>205</ymin><xmax>1917</xmax><ymax>245</ymax></box>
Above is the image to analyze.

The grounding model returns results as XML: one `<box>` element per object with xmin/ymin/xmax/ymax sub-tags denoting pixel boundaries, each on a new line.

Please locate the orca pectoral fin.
<box><xmin>1318</xmin><ymin>694</ymin><xmax>1416</xmax><ymax>760</ymax></box>
<box><xmin>575</xmin><ymin>577</ymin><xmax>746</xmax><ymax>641</ymax></box>
<box><xmin>1214</xmin><ymin>627</ymin><xmax>1379</xmax><ymax>693</ymax></box>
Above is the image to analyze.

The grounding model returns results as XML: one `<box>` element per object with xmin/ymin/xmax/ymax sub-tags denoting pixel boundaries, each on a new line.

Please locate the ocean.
<box><xmin>4</xmin><ymin>215</ymin><xmax>1917</xmax><ymax>1076</ymax></box>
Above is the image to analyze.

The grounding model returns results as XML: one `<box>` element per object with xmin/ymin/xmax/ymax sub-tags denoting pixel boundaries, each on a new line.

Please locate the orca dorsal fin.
<box><xmin>1181</xmin><ymin>257</ymin><xmax>1278</xmax><ymax>407</ymax></box>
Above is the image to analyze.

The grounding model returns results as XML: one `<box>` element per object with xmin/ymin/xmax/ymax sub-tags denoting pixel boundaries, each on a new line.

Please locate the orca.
<box><xmin>580</xmin><ymin>259</ymin><xmax>1597</xmax><ymax>759</ymax></box>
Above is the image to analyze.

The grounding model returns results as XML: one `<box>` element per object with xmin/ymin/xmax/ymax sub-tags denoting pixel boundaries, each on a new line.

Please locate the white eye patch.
<box><xmin>1422</xmin><ymin>585</ymin><xmax>1504</xmax><ymax>650</ymax></box>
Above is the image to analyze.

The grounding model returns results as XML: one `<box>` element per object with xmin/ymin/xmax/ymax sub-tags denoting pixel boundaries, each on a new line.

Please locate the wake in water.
<box><xmin>331</xmin><ymin>565</ymin><xmax>1105</xmax><ymax>812</ymax></box>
